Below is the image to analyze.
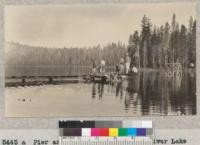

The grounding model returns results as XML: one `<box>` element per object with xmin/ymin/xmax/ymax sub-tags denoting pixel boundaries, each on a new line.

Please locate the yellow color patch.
<box><xmin>109</xmin><ymin>128</ymin><xmax>118</xmax><ymax>136</ymax></box>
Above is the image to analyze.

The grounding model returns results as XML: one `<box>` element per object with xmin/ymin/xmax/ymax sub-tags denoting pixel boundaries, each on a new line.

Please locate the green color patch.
<box><xmin>118</xmin><ymin>128</ymin><xmax>127</xmax><ymax>136</ymax></box>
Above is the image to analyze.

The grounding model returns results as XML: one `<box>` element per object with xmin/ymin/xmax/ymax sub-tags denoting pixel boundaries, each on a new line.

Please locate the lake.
<box><xmin>5</xmin><ymin>70</ymin><xmax>196</xmax><ymax>117</ymax></box>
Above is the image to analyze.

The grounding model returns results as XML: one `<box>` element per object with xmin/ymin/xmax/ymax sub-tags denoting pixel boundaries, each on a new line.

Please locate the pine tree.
<box><xmin>171</xmin><ymin>13</ymin><xmax>176</xmax><ymax>32</ymax></box>
<box><xmin>128</xmin><ymin>31</ymin><xmax>140</xmax><ymax>69</ymax></box>
<box><xmin>189</xmin><ymin>16</ymin><xmax>193</xmax><ymax>33</ymax></box>
<box><xmin>141</xmin><ymin>15</ymin><xmax>152</xmax><ymax>68</ymax></box>
<box><xmin>190</xmin><ymin>20</ymin><xmax>196</xmax><ymax>65</ymax></box>
<box><xmin>179</xmin><ymin>25</ymin><xmax>187</xmax><ymax>66</ymax></box>
<box><xmin>162</xmin><ymin>22</ymin><xmax>170</xmax><ymax>67</ymax></box>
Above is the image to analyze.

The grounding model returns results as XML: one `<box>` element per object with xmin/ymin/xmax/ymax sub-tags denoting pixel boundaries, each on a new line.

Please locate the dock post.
<box><xmin>48</xmin><ymin>77</ymin><xmax>53</xmax><ymax>84</ymax></box>
<box><xmin>22</xmin><ymin>77</ymin><xmax>26</xmax><ymax>86</ymax></box>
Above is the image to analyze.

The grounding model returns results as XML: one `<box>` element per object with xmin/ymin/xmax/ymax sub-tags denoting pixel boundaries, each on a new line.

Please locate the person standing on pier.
<box><xmin>125</xmin><ymin>53</ymin><xmax>131</xmax><ymax>74</ymax></box>
<box><xmin>100</xmin><ymin>59</ymin><xmax>106</xmax><ymax>74</ymax></box>
<box><xmin>119</xmin><ymin>58</ymin><xmax>125</xmax><ymax>75</ymax></box>
<box><xmin>92</xmin><ymin>60</ymin><xmax>97</xmax><ymax>74</ymax></box>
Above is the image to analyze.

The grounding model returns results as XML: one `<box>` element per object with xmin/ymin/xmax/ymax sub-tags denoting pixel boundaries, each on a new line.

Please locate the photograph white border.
<box><xmin>0</xmin><ymin>0</ymin><xmax>199</xmax><ymax>129</ymax></box>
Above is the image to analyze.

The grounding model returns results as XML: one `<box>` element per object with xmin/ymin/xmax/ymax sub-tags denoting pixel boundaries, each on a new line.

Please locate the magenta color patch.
<box><xmin>91</xmin><ymin>128</ymin><xmax>100</xmax><ymax>136</ymax></box>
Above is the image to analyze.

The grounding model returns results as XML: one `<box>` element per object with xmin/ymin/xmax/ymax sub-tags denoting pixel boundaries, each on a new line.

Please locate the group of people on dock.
<box><xmin>92</xmin><ymin>53</ymin><xmax>138</xmax><ymax>75</ymax></box>
<box><xmin>92</xmin><ymin>59</ymin><xmax>106</xmax><ymax>75</ymax></box>
<box><xmin>116</xmin><ymin>53</ymin><xmax>131</xmax><ymax>75</ymax></box>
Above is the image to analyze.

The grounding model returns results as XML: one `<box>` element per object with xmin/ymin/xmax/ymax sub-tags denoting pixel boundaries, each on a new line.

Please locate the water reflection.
<box><xmin>6</xmin><ymin>70</ymin><xmax>196</xmax><ymax>116</ymax></box>
<box><xmin>92</xmin><ymin>83</ymin><xmax>104</xmax><ymax>100</ymax></box>
<box><xmin>116</xmin><ymin>80</ymin><xmax>123</xmax><ymax>98</ymax></box>
<box><xmin>91</xmin><ymin>70</ymin><xmax>196</xmax><ymax>116</ymax></box>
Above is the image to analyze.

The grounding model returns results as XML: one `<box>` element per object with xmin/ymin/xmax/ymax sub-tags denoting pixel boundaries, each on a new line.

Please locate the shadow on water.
<box><xmin>91</xmin><ymin>70</ymin><xmax>196</xmax><ymax>116</ymax></box>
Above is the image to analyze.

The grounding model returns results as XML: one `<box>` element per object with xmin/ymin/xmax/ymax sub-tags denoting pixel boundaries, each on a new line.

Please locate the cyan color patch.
<box><xmin>127</xmin><ymin>128</ymin><xmax>136</xmax><ymax>136</ymax></box>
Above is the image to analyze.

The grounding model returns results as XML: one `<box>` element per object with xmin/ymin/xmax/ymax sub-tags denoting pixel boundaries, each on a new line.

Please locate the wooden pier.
<box><xmin>5</xmin><ymin>76</ymin><xmax>87</xmax><ymax>87</ymax></box>
<box><xmin>5</xmin><ymin>74</ymin><xmax>113</xmax><ymax>87</ymax></box>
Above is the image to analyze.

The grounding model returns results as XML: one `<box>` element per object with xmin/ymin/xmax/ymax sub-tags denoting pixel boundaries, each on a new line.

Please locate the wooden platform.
<box><xmin>5</xmin><ymin>71</ymin><xmax>140</xmax><ymax>87</ymax></box>
<box><xmin>5</xmin><ymin>76</ymin><xmax>86</xmax><ymax>87</ymax></box>
<box><xmin>89</xmin><ymin>74</ymin><xmax>109</xmax><ymax>83</ymax></box>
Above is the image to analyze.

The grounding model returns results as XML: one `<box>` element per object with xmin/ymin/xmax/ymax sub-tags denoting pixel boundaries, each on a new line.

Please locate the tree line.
<box><xmin>6</xmin><ymin>42</ymin><xmax>126</xmax><ymax>66</ymax></box>
<box><xmin>6</xmin><ymin>14</ymin><xmax>196</xmax><ymax>76</ymax></box>
<box><xmin>5</xmin><ymin>42</ymin><xmax>127</xmax><ymax>76</ymax></box>
<box><xmin>128</xmin><ymin>14</ymin><xmax>196</xmax><ymax>69</ymax></box>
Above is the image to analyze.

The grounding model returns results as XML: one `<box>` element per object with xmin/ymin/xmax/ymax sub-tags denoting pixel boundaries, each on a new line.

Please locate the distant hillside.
<box><xmin>5</xmin><ymin>42</ymin><xmax>127</xmax><ymax>77</ymax></box>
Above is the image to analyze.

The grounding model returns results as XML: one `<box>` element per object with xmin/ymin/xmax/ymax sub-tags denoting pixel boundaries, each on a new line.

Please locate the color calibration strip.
<box><xmin>59</xmin><ymin>121</ymin><xmax>153</xmax><ymax>145</ymax></box>
<box><xmin>59</xmin><ymin>120</ymin><xmax>152</xmax><ymax>128</ymax></box>
<box><xmin>60</xmin><ymin>127</ymin><xmax>153</xmax><ymax>137</ymax></box>
<box><xmin>59</xmin><ymin>120</ymin><xmax>153</xmax><ymax>137</ymax></box>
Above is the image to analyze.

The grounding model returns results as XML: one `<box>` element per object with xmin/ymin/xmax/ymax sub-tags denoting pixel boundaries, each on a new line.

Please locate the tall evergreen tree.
<box><xmin>128</xmin><ymin>31</ymin><xmax>140</xmax><ymax>68</ymax></box>
<box><xmin>141</xmin><ymin>15</ymin><xmax>152</xmax><ymax>67</ymax></box>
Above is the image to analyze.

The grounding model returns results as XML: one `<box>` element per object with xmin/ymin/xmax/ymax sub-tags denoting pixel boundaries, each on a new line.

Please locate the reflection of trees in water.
<box><xmin>175</xmin><ymin>70</ymin><xmax>196</xmax><ymax>115</ymax></box>
<box><xmin>157</xmin><ymin>70</ymin><xmax>196</xmax><ymax>115</ymax></box>
<box><xmin>124</xmin><ymin>74</ymin><xmax>140</xmax><ymax>112</ymax></box>
<box><xmin>142</xmin><ymin>70</ymin><xmax>196</xmax><ymax>115</ymax></box>
<box><xmin>157</xmin><ymin>72</ymin><xmax>170</xmax><ymax>115</ymax></box>
<box><xmin>168</xmin><ymin>73</ymin><xmax>183</xmax><ymax>115</ymax></box>
<box><xmin>188</xmin><ymin>70</ymin><xmax>196</xmax><ymax>115</ymax></box>
<box><xmin>118</xmin><ymin>70</ymin><xmax>196</xmax><ymax>115</ymax></box>
<box><xmin>90</xmin><ymin>69</ymin><xmax>196</xmax><ymax>115</ymax></box>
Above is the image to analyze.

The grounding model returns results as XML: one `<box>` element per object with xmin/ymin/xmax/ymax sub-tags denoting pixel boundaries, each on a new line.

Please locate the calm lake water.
<box><xmin>5</xmin><ymin>71</ymin><xmax>196</xmax><ymax>117</ymax></box>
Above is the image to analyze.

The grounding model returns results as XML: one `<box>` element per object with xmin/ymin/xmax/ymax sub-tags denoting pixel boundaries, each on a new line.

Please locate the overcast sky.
<box><xmin>5</xmin><ymin>3</ymin><xmax>196</xmax><ymax>48</ymax></box>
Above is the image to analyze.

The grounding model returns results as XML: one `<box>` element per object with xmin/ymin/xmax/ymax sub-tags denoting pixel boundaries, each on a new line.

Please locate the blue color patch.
<box><xmin>127</xmin><ymin>128</ymin><xmax>136</xmax><ymax>136</ymax></box>
<box><xmin>136</xmin><ymin>128</ymin><xmax>146</xmax><ymax>136</ymax></box>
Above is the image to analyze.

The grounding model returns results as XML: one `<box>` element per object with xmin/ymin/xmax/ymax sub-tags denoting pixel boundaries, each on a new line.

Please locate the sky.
<box><xmin>5</xmin><ymin>2</ymin><xmax>196</xmax><ymax>48</ymax></box>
